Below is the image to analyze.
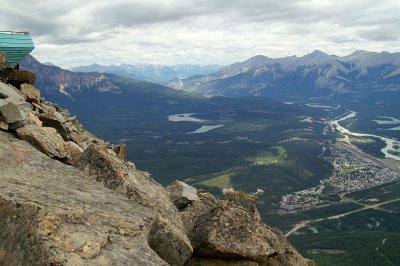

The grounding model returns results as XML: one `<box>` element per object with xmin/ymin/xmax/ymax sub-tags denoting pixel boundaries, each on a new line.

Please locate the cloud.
<box><xmin>0</xmin><ymin>0</ymin><xmax>399</xmax><ymax>67</ymax></box>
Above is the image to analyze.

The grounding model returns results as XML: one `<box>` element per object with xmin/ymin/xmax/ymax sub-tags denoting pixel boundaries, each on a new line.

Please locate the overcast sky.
<box><xmin>1</xmin><ymin>0</ymin><xmax>399</xmax><ymax>68</ymax></box>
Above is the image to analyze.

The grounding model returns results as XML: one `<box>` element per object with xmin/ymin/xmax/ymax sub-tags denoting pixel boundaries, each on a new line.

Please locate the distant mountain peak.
<box><xmin>167</xmin><ymin>50</ymin><xmax>400</xmax><ymax>98</ymax></box>
<box><xmin>310</xmin><ymin>50</ymin><xmax>329</xmax><ymax>56</ymax></box>
<box><xmin>299</xmin><ymin>50</ymin><xmax>334</xmax><ymax>65</ymax></box>
<box><xmin>71</xmin><ymin>62</ymin><xmax>222</xmax><ymax>84</ymax></box>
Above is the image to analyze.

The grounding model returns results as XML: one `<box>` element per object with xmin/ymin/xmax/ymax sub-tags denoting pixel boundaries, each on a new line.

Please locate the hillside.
<box><xmin>167</xmin><ymin>50</ymin><xmax>400</xmax><ymax>105</ymax></box>
<box><xmin>0</xmin><ymin>53</ymin><xmax>311</xmax><ymax>265</ymax></box>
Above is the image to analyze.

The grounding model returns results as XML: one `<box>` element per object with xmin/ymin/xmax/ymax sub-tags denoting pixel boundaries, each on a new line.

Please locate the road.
<box><xmin>285</xmin><ymin>198</ymin><xmax>400</xmax><ymax>237</ymax></box>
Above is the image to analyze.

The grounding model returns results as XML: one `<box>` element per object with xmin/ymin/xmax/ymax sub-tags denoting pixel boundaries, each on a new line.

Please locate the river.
<box><xmin>329</xmin><ymin>112</ymin><xmax>400</xmax><ymax>160</ymax></box>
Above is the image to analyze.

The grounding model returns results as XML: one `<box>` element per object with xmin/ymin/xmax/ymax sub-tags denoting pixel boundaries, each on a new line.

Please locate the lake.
<box><xmin>167</xmin><ymin>113</ymin><xmax>206</xmax><ymax>122</ymax></box>
<box><xmin>187</xmin><ymin>124</ymin><xmax>225</xmax><ymax>134</ymax></box>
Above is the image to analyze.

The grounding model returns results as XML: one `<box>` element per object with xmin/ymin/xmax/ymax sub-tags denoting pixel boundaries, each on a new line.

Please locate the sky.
<box><xmin>1</xmin><ymin>0</ymin><xmax>399</xmax><ymax>68</ymax></box>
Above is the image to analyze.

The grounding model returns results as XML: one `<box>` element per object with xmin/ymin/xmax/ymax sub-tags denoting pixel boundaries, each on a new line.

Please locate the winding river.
<box><xmin>330</xmin><ymin>112</ymin><xmax>400</xmax><ymax>160</ymax></box>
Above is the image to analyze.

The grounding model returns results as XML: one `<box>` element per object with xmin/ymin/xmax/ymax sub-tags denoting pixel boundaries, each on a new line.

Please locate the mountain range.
<box><xmin>71</xmin><ymin>62</ymin><xmax>221</xmax><ymax>84</ymax></box>
<box><xmin>167</xmin><ymin>50</ymin><xmax>400</xmax><ymax>103</ymax></box>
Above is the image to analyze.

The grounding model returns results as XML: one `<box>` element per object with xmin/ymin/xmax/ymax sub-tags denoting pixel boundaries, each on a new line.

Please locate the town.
<box><xmin>281</xmin><ymin>141</ymin><xmax>400</xmax><ymax>211</ymax></box>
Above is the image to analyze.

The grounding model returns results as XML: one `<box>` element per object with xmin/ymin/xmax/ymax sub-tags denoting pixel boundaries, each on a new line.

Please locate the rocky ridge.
<box><xmin>167</xmin><ymin>50</ymin><xmax>400</xmax><ymax>99</ymax></box>
<box><xmin>0</xmin><ymin>56</ymin><xmax>311</xmax><ymax>265</ymax></box>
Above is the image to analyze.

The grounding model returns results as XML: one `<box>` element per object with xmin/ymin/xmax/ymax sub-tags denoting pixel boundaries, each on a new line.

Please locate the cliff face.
<box><xmin>0</xmin><ymin>58</ymin><xmax>312</xmax><ymax>265</ymax></box>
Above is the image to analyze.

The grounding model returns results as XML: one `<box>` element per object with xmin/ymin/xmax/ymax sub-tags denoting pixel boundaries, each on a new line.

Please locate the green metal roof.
<box><xmin>0</xmin><ymin>32</ymin><xmax>35</xmax><ymax>67</ymax></box>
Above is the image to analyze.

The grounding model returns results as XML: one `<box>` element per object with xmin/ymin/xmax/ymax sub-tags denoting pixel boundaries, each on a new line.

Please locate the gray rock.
<box><xmin>0</xmin><ymin>82</ymin><xmax>26</xmax><ymax>105</ymax></box>
<box><xmin>221</xmin><ymin>191</ymin><xmax>261</xmax><ymax>220</ymax></box>
<box><xmin>41</xmin><ymin>103</ymin><xmax>56</xmax><ymax>115</ymax></box>
<box><xmin>0</xmin><ymin>82</ymin><xmax>34</xmax><ymax>130</ymax></box>
<box><xmin>0</xmin><ymin>101</ymin><xmax>23</xmax><ymax>124</ymax></box>
<box><xmin>0</xmin><ymin>131</ymin><xmax>168</xmax><ymax>265</ymax></box>
<box><xmin>16</xmin><ymin>125</ymin><xmax>69</xmax><ymax>159</ymax></box>
<box><xmin>74</xmin><ymin>144</ymin><xmax>193</xmax><ymax>265</ymax></box>
<box><xmin>67</xmin><ymin>115</ymin><xmax>77</xmax><ymax>122</ymax></box>
<box><xmin>181</xmin><ymin>191</ymin><xmax>310</xmax><ymax>265</ymax></box>
<box><xmin>53</xmin><ymin>110</ymin><xmax>67</xmax><ymax>123</ymax></box>
<box><xmin>166</xmin><ymin>180</ymin><xmax>199</xmax><ymax>210</ymax></box>
<box><xmin>28</xmin><ymin>112</ymin><xmax>43</xmax><ymax>127</ymax></box>
<box><xmin>65</xmin><ymin>141</ymin><xmax>84</xmax><ymax>165</ymax></box>
<box><xmin>181</xmin><ymin>190</ymin><xmax>222</xmax><ymax>236</ymax></box>
<box><xmin>0</xmin><ymin>121</ymin><xmax>8</xmax><ymax>131</ymax></box>
<box><xmin>38</xmin><ymin>113</ymin><xmax>69</xmax><ymax>140</ymax></box>
<box><xmin>31</xmin><ymin>102</ymin><xmax>43</xmax><ymax>111</ymax></box>
<box><xmin>72</xmin><ymin>129</ymin><xmax>106</xmax><ymax>149</ymax></box>
<box><xmin>62</xmin><ymin>121</ymin><xmax>77</xmax><ymax>133</ymax></box>
<box><xmin>20</xmin><ymin>83</ymin><xmax>41</xmax><ymax>104</ymax></box>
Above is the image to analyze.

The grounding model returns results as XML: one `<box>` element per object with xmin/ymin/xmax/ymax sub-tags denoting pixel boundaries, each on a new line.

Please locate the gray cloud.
<box><xmin>0</xmin><ymin>0</ymin><xmax>399</xmax><ymax>67</ymax></box>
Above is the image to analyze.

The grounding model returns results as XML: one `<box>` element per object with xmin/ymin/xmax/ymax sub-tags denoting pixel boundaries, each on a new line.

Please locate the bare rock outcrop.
<box><xmin>181</xmin><ymin>191</ymin><xmax>310</xmax><ymax>266</ymax></box>
<box><xmin>0</xmin><ymin>101</ymin><xmax>23</xmax><ymax>124</ymax></box>
<box><xmin>75</xmin><ymin>144</ymin><xmax>193</xmax><ymax>265</ymax></box>
<box><xmin>38</xmin><ymin>112</ymin><xmax>69</xmax><ymax>140</ymax></box>
<box><xmin>166</xmin><ymin>180</ymin><xmax>200</xmax><ymax>210</ymax></box>
<box><xmin>20</xmin><ymin>83</ymin><xmax>40</xmax><ymax>104</ymax></box>
<box><xmin>0</xmin><ymin>131</ymin><xmax>168</xmax><ymax>265</ymax></box>
<box><xmin>16</xmin><ymin>125</ymin><xmax>69</xmax><ymax>160</ymax></box>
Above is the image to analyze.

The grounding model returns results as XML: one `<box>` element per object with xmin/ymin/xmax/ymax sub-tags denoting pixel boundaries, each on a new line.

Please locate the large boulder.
<box><xmin>38</xmin><ymin>113</ymin><xmax>69</xmax><ymax>140</ymax></box>
<box><xmin>0</xmin><ymin>82</ymin><xmax>35</xmax><ymax>129</ymax></box>
<box><xmin>221</xmin><ymin>191</ymin><xmax>261</xmax><ymax>221</ymax></box>
<box><xmin>72</xmin><ymin>129</ymin><xmax>106</xmax><ymax>150</ymax></box>
<box><xmin>0</xmin><ymin>101</ymin><xmax>23</xmax><ymax>124</ymax></box>
<box><xmin>20</xmin><ymin>83</ymin><xmax>40</xmax><ymax>104</ymax></box>
<box><xmin>0</xmin><ymin>82</ymin><xmax>26</xmax><ymax>105</ymax></box>
<box><xmin>166</xmin><ymin>180</ymin><xmax>200</xmax><ymax>210</ymax></box>
<box><xmin>16</xmin><ymin>125</ymin><xmax>69</xmax><ymax>160</ymax></box>
<box><xmin>0</xmin><ymin>131</ymin><xmax>168</xmax><ymax>265</ymax></box>
<box><xmin>74</xmin><ymin>144</ymin><xmax>193</xmax><ymax>265</ymax></box>
<box><xmin>65</xmin><ymin>141</ymin><xmax>84</xmax><ymax>165</ymax></box>
<box><xmin>181</xmin><ymin>191</ymin><xmax>310</xmax><ymax>266</ymax></box>
<box><xmin>28</xmin><ymin>112</ymin><xmax>43</xmax><ymax>127</ymax></box>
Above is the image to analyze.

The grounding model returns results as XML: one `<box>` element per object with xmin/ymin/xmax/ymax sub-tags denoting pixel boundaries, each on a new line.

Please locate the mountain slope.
<box><xmin>167</xmin><ymin>50</ymin><xmax>400</xmax><ymax>101</ymax></box>
<box><xmin>21</xmin><ymin>55</ymin><xmax>205</xmax><ymax>118</ymax></box>
<box><xmin>72</xmin><ymin>62</ymin><xmax>221</xmax><ymax>84</ymax></box>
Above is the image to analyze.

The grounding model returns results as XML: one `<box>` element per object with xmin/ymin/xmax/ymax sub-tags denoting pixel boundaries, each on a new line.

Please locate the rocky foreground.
<box><xmin>0</xmin><ymin>56</ymin><xmax>312</xmax><ymax>265</ymax></box>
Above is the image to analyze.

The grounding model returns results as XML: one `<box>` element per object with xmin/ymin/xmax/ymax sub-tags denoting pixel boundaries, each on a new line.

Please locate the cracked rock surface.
<box><xmin>0</xmin><ymin>131</ymin><xmax>168</xmax><ymax>265</ymax></box>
